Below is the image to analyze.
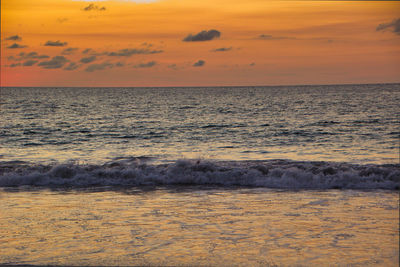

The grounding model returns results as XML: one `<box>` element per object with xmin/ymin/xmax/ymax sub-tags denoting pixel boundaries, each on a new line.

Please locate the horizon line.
<box><xmin>1</xmin><ymin>82</ymin><xmax>399</xmax><ymax>89</ymax></box>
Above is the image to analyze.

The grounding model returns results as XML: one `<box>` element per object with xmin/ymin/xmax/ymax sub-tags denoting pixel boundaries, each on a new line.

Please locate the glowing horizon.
<box><xmin>1</xmin><ymin>0</ymin><xmax>399</xmax><ymax>87</ymax></box>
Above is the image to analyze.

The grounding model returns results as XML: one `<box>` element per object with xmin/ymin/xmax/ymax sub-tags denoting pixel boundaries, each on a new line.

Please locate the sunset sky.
<box><xmin>1</xmin><ymin>0</ymin><xmax>399</xmax><ymax>87</ymax></box>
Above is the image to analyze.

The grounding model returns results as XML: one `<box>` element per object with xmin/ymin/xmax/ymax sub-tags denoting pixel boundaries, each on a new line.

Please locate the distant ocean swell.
<box><xmin>0</xmin><ymin>159</ymin><xmax>399</xmax><ymax>189</ymax></box>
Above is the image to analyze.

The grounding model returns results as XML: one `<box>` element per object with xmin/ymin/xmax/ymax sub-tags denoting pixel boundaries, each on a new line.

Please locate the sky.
<box><xmin>1</xmin><ymin>0</ymin><xmax>399</xmax><ymax>87</ymax></box>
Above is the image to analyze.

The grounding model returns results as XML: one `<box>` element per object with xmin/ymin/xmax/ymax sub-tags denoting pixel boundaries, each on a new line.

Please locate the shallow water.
<box><xmin>0</xmin><ymin>188</ymin><xmax>398</xmax><ymax>266</ymax></box>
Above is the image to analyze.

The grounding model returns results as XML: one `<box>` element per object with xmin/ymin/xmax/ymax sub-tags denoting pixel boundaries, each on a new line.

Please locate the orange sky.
<box><xmin>1</xmin><ymin>0</ymin><xmax>399</xmax><ymax>87</ymax></box>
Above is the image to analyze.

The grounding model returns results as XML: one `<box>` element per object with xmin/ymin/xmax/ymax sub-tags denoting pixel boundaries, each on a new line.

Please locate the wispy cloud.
<box><xmin>64</xmin><ymin>62</ymin><xmax>80</xmax><ymax>71</ymax></box>
<box><xmin>23</xmin><ymin>60</ymin><xmax>39</xmax><ymax>66</ymax></box>
<box><xmin>133</xmin><ymin>61</ymin><xmax>157</xmax><ymax>68</ymax></box>
<box><xmin>9</xmin><ymin>63</ymin><xmax>21</xmax><ymax>68</ymax></box>
<box><xmin>85</xmin><ymin>62</ymin><xmax>113</xmax><ymax>72</ymax></box>
<box><xmin>193</xmin><ymin>60</ymin><xmax>205</xmax><ymax>67</ymax></box>
<box><xmin>80</xmin><ymin>55</ymin><xmax>97</xmax><ymax>64</ymax></box>
<box><xmin>211</xmin><ymin>47</ymin><xmax>232</xmax><ymax>52</ymax></box>
<box><xmin>21</xmin><ymin>52</ymin><xmax>49</xmax><ymax>60</ymax></box>
<box><xmin>376</xmin><ymin>18</ymin><xmax>400</xmax><ymax>35</ymax></box>
<box><xmin>82</xmin><ymin>48</ymin><xmax>92</xmax><ymax>54</ymax></box>
<box><xmin>257</xmin><ymin>34</ymin><xmax>295</xmax><ymax>40</ymax></box>
<box><xmin>62</xmin><ymin>48</ymin><xmax>79</xmax><ymax>55</ymax></box>
<box><xmin>57</xmin><ymin>18</ymin><xmax>69</xmax><ymax>24</ymax></box>
<box><xmin>7</xmin><ymin>43</ymin><xmax>27</xmax><ymax>49</ymax></box>
<box><xmin>108</xmin><ymin>48</ymin><xmax>163</xmax><ymax>57</ymax></box>
<box><xmin>5</xmin><ymin>35</ymin><xmax>22</xmax><ymax>41</ymax></box>
<box><xmin>44</xmin><ymin>40</ymin><xmax>68</xmax><ymax>47</ymax></box>
<box><xmin>8</xmin><ymin>52</ymin><xmax>49</xmax><ymax>61</ymax></box>
<box><xmin>38</xmin><ymin>56</ymin><xmax>68</xmax><ymax>69</ymax></box>
<box><xmin>183</xmin><ymin>30</ymin><xmax>221</xmax><ymax>42</ymax></box>
<box><xmin>83</xmin><ymin>4</ymin><xmax>106</xmax><ymax>11</ymax></box>
<box><xmin>167</xmin><ymin>64</ymin><xmax>178</xmax><ymax>70</ymax></box>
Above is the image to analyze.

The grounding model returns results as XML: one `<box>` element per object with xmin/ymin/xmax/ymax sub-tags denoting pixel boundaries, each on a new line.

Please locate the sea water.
<box><xmin>0</xmin><ymin>84</ymin><xmax>399</xmax><ymax>266</ymax></box>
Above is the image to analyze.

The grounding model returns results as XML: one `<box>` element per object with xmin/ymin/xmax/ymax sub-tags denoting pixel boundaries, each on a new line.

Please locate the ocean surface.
<box><xmin>0</xmin><ymin>84</ymin><xmax>399</xmax><ymax>266</ymax></box>
<box><xmin>0</xmin><ymin>84</ymin><xmax>399</xmax><ymax>189</ymax></box>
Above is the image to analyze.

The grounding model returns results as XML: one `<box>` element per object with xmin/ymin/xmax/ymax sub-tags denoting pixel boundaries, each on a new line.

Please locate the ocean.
<box><xmin>0</xmin><ymin>84</ymin><xmax>399</xmax><ymax>266</ymax></box>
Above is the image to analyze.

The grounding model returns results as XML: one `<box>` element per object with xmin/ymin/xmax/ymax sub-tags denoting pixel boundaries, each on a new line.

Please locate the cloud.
<box><xmin>108</xmin><ymin>48</ymin><xmax>163</xmax><ymax>57</ymax></box>
<box><xmin>44</xmin><ymin>40</ymin><xmax>68</xmax><ymax>47</ymax></box>
<box><xmin>80</xmin><ymin>55</ymin><xmax>97</xmax><ymax>64</ymax></box>
<box><xmin>211</xmin><ymin>47</ymin><xmax>232</xmax><ymax>52</ymax></box>
<box><xmin>23</xmin><ymin>60</ymin><xmax>39</xmax><ymax>66</ymax></box>
<box><xmin>9</xmin><ymin>63</ymin><xmax>21</xmax><ymax>68</ymax></box>
<box><xmin>376</xmin><ymin>18</ymin><xmax>400</xmax><ymax>35</ymax></box>
<box><xmin>21</xmin><ymin>52</ymin><xmax>49</xmax><ymax>59</ymax></box>
<box><xmin>62</xmin><ymin>47</ymin><xmax>79</xmax><ymax>55</ymax></box>
<box><xmin>257</xmin><ymin>34</ymin><xmax>295</xmax><ymax>40</ymax></box>
<box><xmin>133</xmin><ymin>61</ymin><xmax>157</xmax><ymax>68</ymax></box>
<box><xmin>168</xmin><ymin>64</ymin><xmax>176</xmax><ymax>69</ymax></box>
<box><xmin>64</xmin><ymin>62</ymin><xmax>80</xmax><ymax>71</ymax></box>
<box><xmin>57</xmin><ymin>18</ymin><xmax>69</xmax><ymax>23</ymax></box>
<box><xmin>193</xmin><ymin>60</ymin><xmax>205</xmax><ymax>67</ymax></box>
<box><xmin>7</xmin><ymin>43</ymin><xmax>27</xmax><ymax>49</ymax></box>
<box><xmin>115</xmin><ymin>62</ymin><xmax>125</xmax><ymax>67</ymax></box>
<box><xmin>38</xmin><ymin>56</ymin><xmax>68</xmax><ymax>69</ymax></box>
<box><xmin>183</xmin><ymin>30</ymin><xmax>221</xmax><ymax>42</ymax></box>
<box><xmin>249</xmin><ymin>62</ymin><xmax>255</xmax><ymax>66</ymax></box>
<box><xmin>7</xmin><ymin>52</ymin><xmax>49</xmax><ymax>61</ymax></box>
<box><xmin>85</xmin><ymin>62</ymin><xmax>113</xmax><ymax>72</ymax></box>
<box><xmin>82</xmin><ymin>48</ymin><xmax>92</xmax><ymax>54</ymax></box>
<box><xmin>5</xmin><ymin>35</ymin><xmax>22</xmax><ymax>41</ymax></box>
<box><xmin>83</xmin><ymin>4</ymin><xmax>106</xmax><ymax>11</ymax></box>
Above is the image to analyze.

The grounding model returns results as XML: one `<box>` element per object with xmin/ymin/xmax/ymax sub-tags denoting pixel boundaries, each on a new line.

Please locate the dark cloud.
<box><xmin>7</xmin><ymin>52</ymin><xmax>49</xmax><ymax>61</ymax></box>
<box><xmin>250</xmin><ymin>62</ymin><xmax>255</xmax><ymax>66</ymax></box>
<box><xmin>9</xmin><ymin>63</ymin><xmax>21</xmax><ymax>68</ymax></box>
<box><xmin>64</xmin><ymin>62</ymin><xmax>79</xmax><ymax>71</ymax></box>
<box><xmin>81</xmin><ymin>49</ymin><xmax>107</xmax><ymax>56</ymax></box>
<box><xmin>85</xmin><ymin>62</ymin><xmax>113</xmax><ymax>72</ymax></box>
<box><xmin>193</xmin><ymin>60</ymin><xmax>205</xmax><ymax>67</ymax></box>
<box><xmin>258</xmin><ymin>34</ymin><xmax>295</xmax><ymax>40</ymax></box>
<box><xmin>21</xmin><ymin>52</ymin><xmax>49</xmax><ymax>59</ymax></box>
<box><xmin>115</xmin><ymin>62</ymin><xmax>125</xmax><ymax>67</ymax></box>
<box><xmin>108</xmin><ymin>48</ymin><xmax>163</xmax><ymax>57</ymax></box>
<box><xmin>23</xmin><ymin>60</ymin><xmax>38</xmax><ymax>66</ymax></box>
<box><xmin>133</xmin><ymin>61</ymin><xmax>157</xmax><ymax>68</ymax></box>
<box><xmin>80</xmin><ymin>55</ymin><xmax>97</xmax><ymax>64</ymax></box>
<box><xmin>83</xmin><ymin>4</ymin><xmax>106</xmax><ymax>11</ymax></box>
<box><xmin>38</xmin><ymin>56</ymin><xmax>68</xmax><ymax>69</ymax></box>
<box><xmin>376</xmin><ymin>18</ymin><xmax>400</xmax><ymax>35</ymax></box>
<box><xmin>183</xmin><ymin>30</ymin><xmax>221</xmax><ymax>42</ymax></box>
<box><xmin>26</xmin><ymin>52</ymin><xmax>49</xmax><ymax>59</ymax></box>
<box><xmin>6</xmin><ymin>35</ymin><xmax>22</xmax><ymax>41</ymax></box>
<box><xmin>211</xmin><ymin>47</ymin><xmax>232</xmax><ymax>52</ymax></box>
<box><xmin>82</xmin><ymin>48</ymin><xmax>92</xmax><ymax>54</ymax></box>
<box><xmin>62</xmin><ymin>47</ymin><xmax>79</xmax><ymax>55</ymax></box>
<box><xmin>7</xmin><ymin>43</ymin><xmax>27</xmax><ymax>49</ymax></box>
<box><xmin>44</xmin><ymin>40</ymin><xmax>68</xmax><ymax>47</ymax></box>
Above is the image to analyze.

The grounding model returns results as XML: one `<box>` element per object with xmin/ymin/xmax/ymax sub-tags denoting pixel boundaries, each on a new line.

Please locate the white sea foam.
<box><xmin>0</xmin><ymin>159</ymin><xmax>398</xmax><ymax>189</ymax></box>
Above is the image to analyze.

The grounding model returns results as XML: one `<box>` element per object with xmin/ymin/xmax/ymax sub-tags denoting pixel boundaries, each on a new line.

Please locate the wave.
<box><xmin>0</xmin><ymin>158</ymin><xmax>399</xmax><ymax>189</ymax></box>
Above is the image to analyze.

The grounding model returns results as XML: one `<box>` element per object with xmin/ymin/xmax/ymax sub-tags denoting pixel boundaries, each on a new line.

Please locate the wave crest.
<box><xmin>0</xmin><ymin>159</ymin><xmax>399</xmax><ymax>189</ymax></box>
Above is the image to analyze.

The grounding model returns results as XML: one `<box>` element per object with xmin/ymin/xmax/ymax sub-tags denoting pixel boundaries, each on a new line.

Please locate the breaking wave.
<box><xmin>0</xmin><ymin>158</ymin><xmax>399</xmax><ymax>190</ymax></box>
